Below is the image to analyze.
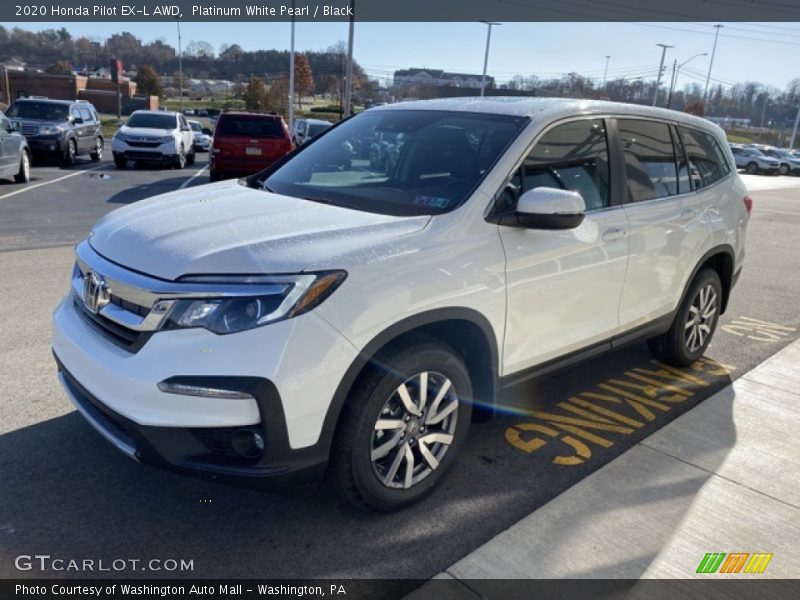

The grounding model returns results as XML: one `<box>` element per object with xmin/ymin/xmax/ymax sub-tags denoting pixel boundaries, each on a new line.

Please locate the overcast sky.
<box><xmin>14</xmin><ymin>21</ymin><xmax>800</xmax><ymax>91</ymax></box>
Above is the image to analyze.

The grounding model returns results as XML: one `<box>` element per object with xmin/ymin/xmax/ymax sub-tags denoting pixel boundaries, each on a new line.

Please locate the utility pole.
<box><xmin>602</xmin><ymin>55</ymin><xmax>610</xmax><ymax>89</ymax></box>
<box><xmin>288</xmin><ymin>0</ymin><xmax>295</xmax><ymax>134</ymax></box>
<box><xmin>790</xmin><ymin>105</ymin><xmax>800</xmax><ymax>149</ymax></box>
<box><xmin>177</xmin><ymin>18</ymin><xmax>183</xmax><ymax>114</ymax></box>
<box><xmin>342</xmin><ymin>0</ymin><xmax>355</xmax><ymax>117</ymax></box>
<box><xmin>480</xmin><ymin>22</ymin><xmax>501</xmax><ymax>98</ymax></box>
<box><xmin>703</xmin><ymin>24</ymin><xmax>723</xmax><ymax>103</ymax></box>
<box><xmin>652</xmin><ymin>43</ymin><xmax>673</xmax><ymax>107</ymax></box>
<box><xmin>667</xmin><ymin>59</ymin><xmax>677</xmax><ymax>108</ymax></box>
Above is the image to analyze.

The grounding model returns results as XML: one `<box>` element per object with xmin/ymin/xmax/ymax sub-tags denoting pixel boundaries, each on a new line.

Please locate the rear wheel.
<box><xmin>14</xmin><ymin>151</ymin><xmax>30</xmax><ymax>183</ymax></box>
<box><xmin>745</xmin><ymin>162</ymin><xmax>758</xmax><ymax>175</ymax></box>
<box><xmin>329</xmin><ymin>337</ymin><xmax>472</xmax><ymax>511</ymax></box>
<box><xmin>90</xmin><ymin>137</ymin><xmax>103</xmax><ymax>161</ymax></box>
<box><xmin>648</xmin><ymin>268</ymin><xmax>722</xmax><ymax>366</ymax></box>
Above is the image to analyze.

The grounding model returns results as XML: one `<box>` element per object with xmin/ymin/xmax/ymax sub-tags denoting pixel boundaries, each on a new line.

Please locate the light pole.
<box><xmin>652</xmin><ymin>43</ymin><xmax>673</xmax><ymax>107</ymax></box>
<box><xmin>343</xmin><ymin>0</ymin><xmax>355</xmax><ymax>117</ymax></box>
<box><xmin>288</xmin><ymin>0</ymin><xmax>295</xmax><ymax>135</ymax></box>
<box><xmin>703</xmin><ymin>24</ymin><xmax>723</xmax><ymax>103</ymax></box>
<box><xmin>790</xmin><ymin>105</ymin><xmax>800</xmax><ymax>149</ymax></box>
<box><xmin>602</xmin><ymin>55</ymin><xmax>610</xmax><ymax>89</ymax></box>
<box><xmin>667</xmin><ymin>52</ymin><xmax>707</xmax><ymax>109</ymax></box>
<box><xmin>176</xmin><ymin>18</ymin><xmax>183</xmax><ymax>114</ymax></box>
<box><xmin>480</xmin><ymin>22</ymin><xmax>501</xmax><ymax>98</ymax></box>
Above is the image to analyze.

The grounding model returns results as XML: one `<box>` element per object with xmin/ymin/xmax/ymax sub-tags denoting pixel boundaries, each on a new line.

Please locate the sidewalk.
<box><xmin>413</xmin><ymin>338</ymin><xmax>800</xmax><ymax>594</ymax></box>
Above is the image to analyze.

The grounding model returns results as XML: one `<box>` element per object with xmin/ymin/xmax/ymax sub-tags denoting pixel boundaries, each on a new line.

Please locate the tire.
<box><xmin>14</xmin><ymin>151</ymin><xmax>30</xmax><ymax>183</ymax></box>
<box><xmin>61</xmin><ymin>139</ymin><xmax>77</xmax><ymax>167</ymax></box>
<box><xmin>209</xmin><ymin>169</ymin><xmax>221</xmax><ymax>182</ymax></box>
<box><xmin>113</xmin><ymin>156</ymin><xmax>127</xmax><ymax>169</ymax></box>
<box><xmin>186</xmin><ymin>149</ymin><xmax>196</xmax><ymax>166</ymax></box>
<box><xmin>779</xmin><ymin>164</ymin><xmax>789</xmax><ymax>176</ymax></box>
<box><xmin>329</xmin><ymin>337</ymin><xmax>473</xmax><ymax>511</ymax></box>
<box><xmin>648</xmin><ymin>268</ymin><xmax>723</xmax><ymax>367</ymax></box>
<box><xmin>90</xmin><ymin>137</ymin><xmax>103</xmax><ymax>162</ymax></box>
<box><xmin>175</xmin><ymin>145</ymin><xmax>186</xmax><ymax>169</ymax></box>
<box><xmin>745</xmin><ymin>162</ymin><xmax>758</xmax><ymax>175</ymax></box>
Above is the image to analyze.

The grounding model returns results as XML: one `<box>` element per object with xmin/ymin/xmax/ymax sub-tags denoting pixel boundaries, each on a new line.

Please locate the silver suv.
<box><xmin>729</xmin><ymin>144</ymin><xmax>780</xmax><ymax>175</ymax></box>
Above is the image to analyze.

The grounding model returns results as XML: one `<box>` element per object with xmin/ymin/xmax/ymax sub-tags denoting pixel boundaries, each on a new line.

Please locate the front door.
<box><xmin>498</xmin><ymin>118</ymin><xmax>630</xmax><ymax>374</ymax></box>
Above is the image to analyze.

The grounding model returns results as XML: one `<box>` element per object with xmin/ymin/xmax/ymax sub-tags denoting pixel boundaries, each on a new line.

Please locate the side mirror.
<box><xmin>202</xmin><ymin>128</ymin><xmax>212</xmax><ymax>136</ymax></box>
<box><xmin>9</xmin><ymin>121</ymin><xmax>20</xmax><ymax>133</ymax></box>
<box><xmin>181</xmin><ymin>125</ymin><xmax>191</xmax><ymax>132</ymax></box>
<box><xmin>497</xmin><ymin>187</ymin><xmax>586</xmax><ymax>230</ymax></box>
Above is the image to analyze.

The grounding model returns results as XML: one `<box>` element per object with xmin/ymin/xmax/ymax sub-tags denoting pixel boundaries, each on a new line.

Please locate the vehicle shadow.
<box><xmin>105</xmin><ymin>175</ymin><xmax>205</xmax><ymax>204</ymax></box>
<box><xmin>0</xmin><ymin>343</ymin><xmax>734</xmax><ymax>589</ymax></box>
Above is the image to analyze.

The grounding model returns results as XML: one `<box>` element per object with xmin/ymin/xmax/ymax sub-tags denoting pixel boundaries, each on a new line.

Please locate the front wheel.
<box><xmin>90</xmin><ymin>137</ymin><xmax>103</xmax><ymax>161</ymax></box>
<box><xmin>779</xmin><ymin>164</ymin><xmax>789</xmax><ymax>176</ymax></box>
<box><xmin>745</xmin><ymin>162</ymin><xmax>758</xmax><ymax>175</ymax></box>
<box><xmin>329</xmin><ymin>337</ymin><xmax>472</xmax><ymax>511</ymax></box>
<box><xmin>14</xmin><ymin>151</ymin><xmax>30</xmax><ymax>183</ymax></box>
<box><xmin>61</xmin><ymin>139</ymin><xmax>77</xmax><ymax>167</ymax></box>
<box><xmin>113</xmin><ymin>156</ymin><xmax>127</xmax><ymax>169</ymax></box>
<box><xmin>174</xmin><ymin>145</ymin><xmax>186</xmax><ymax>169</ymax></box>
<box><xmin>186</xmin><ymin>149</ymin><xmax>196</xmax><ymax>166</ymax></box>
<box><xmin>648</xmin><ymin>268</ymin><xmax>722</xmax><ymax>366</ymax></box>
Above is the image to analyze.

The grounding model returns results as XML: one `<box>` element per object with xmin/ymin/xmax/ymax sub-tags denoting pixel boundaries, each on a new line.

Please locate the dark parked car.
<box><xmin>209</xmin><ymin>112</ymin><xmax>292</xmax><ymax>181</ymax></box>
<box><xmin>0</xmin><ymin>110</ymin><xmax>31</xmax><ymax>183</ymax></box>
<box><xmin>6</xmin><ymin>98</ymin><xmax>103</xmax><ymax>166</ymax></box>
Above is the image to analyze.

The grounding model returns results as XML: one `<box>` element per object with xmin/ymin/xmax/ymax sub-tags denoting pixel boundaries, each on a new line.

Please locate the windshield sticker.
<box><xmin>414</xmin><ymin>195</ymin><xmax>450</xmax><ymax>209</ymax></box>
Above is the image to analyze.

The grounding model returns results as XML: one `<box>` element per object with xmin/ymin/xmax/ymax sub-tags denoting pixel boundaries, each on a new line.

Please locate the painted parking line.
<box><xmin>755</xmin><ymin>208</ymin><xmax>800</xmax><ymax>217</ymax></box>
<box><xmin>178</xmin><ymin>165</ymin><xmax>209</xmax><ymax>189</ymax></box>
<box><xmin>0</xmin><ymin>164</ymin><xmax>106</xmax><ymax>202</ymax></box>
<box><xmin>504</xmin><ymin>356</ymin><xmax>734</xmax><ymax>466</ymax></box>
<box><xmin>721</xmin><ymin>316</ymin><xmax>797</xmax><ymax>342</ymax></box>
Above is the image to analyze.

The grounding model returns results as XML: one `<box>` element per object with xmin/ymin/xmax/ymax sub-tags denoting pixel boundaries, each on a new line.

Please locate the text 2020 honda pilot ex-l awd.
<box><xmin>53</xmin><ymin>98</ymin><xmax>750</xmax><ymax>510</ymax></box>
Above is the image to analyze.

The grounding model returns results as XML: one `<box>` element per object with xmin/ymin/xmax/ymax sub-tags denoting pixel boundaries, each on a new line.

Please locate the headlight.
<box><xmin>39</xmin><ymin>125</ymin><xmax>62</xmax><ymax>135</ymax></box>
<box><xmin>114</xmin><ymin>133</ymin><xmax>128</xmax><ymax>142</ymax></box>
<box><xmin>160</xmin><ymin>135</ymin><xmax>177</xmax><ymax>144</ymax></box>
<box><xmin>161</xmin><ymin>271</ymin><xmax>346</xmax><ymax>334</ymax></box>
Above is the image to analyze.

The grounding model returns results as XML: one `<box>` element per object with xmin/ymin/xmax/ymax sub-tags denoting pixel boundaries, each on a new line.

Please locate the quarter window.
<box><xmin>618</xmin><ymin>119</ymin><xmax>679</xmax><ymax>202</ymax></box>
<box><xmin>517</xmin><ymin>119</ymin><xmax>611</xmax><ymax>211</ymax></box>
<box><xmin>679</xmin><ymin>127</ymin><xmax>730</xmax><ymax>190</ymax></box>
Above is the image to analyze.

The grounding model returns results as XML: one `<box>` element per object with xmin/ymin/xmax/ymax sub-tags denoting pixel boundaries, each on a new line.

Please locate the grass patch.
<box><xmin>727</xmin><ymin>133</ymin><xmax>752</xmax><ymax>144</ymax></box>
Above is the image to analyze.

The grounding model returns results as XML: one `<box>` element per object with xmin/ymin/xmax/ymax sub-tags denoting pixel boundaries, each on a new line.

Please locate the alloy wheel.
<box><xmin>685</xmin><ymin>283</ymin><xmax>717</xmax><ymax>353</ymax></box>
<box><xmin>22</xmin><ymin>153</ymin><xmax>29</xmax><ymax>179</ymax></box>
<box><xmin>95</xmin><ymin>138</ymin><xmax>103</xmax><ymax>160</ymax></box>
<box><xmin>370</xmin><ymin>371</ymin><xmax>458</xmax><ymax>490</ymax></box>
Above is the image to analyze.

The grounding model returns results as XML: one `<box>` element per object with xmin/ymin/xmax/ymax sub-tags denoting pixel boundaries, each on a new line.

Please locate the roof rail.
<box><xmin>27</xmin><ymin>95</ymin><xmax>49</xmax><ymax>99</ymax></box>
<box><xmin>76</xmin><ymin>99</ymin><xmax>92</xmax><ymax>104</ymax></box>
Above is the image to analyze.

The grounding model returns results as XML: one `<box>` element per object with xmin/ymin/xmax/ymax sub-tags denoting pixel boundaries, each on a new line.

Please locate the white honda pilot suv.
<box><xmin>53</xmin><ymin>98</ymin><xmax>750</xmax><ymax>510</ymax></box>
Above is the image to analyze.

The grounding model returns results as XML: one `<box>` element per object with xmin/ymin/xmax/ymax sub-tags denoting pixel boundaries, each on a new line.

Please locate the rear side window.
<box><xmin>618</xmin><ymin>119</ymin><xmax>679</xmax><ymax>202</ymax></box>
<box><xmin>679</xmin><ymin>127</ymin><xmax>730</xmax><ymax>190</ymax></box>
<box><xmin>219</xmin><ymin>117</ymin><xmax>285</xmax><ymax>138</ymax></box>
<box><xmin>519</xmin><ymin>119</ymin><xmax>611</xmax><ymax>211</ymax></box>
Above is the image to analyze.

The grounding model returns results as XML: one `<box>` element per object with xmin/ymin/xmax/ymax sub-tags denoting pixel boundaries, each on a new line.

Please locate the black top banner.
<box><xmin>4</xmin><ymin>0</ymin><xmax>800</xmax><ymax>22</ymax></box>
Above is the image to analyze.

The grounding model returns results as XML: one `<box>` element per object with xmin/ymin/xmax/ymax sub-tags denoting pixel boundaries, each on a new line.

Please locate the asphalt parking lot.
<box><xmin>1</xmin><ymin>155</ymin><xmax>799</xmax><ymax>592</ymax></box>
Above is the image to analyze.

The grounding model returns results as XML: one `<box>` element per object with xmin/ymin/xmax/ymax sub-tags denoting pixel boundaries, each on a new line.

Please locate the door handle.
<box><xmin>680</xmin><ymin>208</ymin><xmax>697</xmax><ymax>220</ymax></box>
<box><xmin>602</xmin><ymin>228</ymin><xmax>627</xmax><ymax>242</ymax></box>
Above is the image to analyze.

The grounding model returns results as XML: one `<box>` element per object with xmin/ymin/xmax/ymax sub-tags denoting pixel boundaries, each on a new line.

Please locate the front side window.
<box><xmin>264</xmin><ymin>110</ymin><xmax>527</xmax><ymax>216</ymax></box>
<box><xmin>515</xmin><ymin>118</ymin><xmax>611</xmax><ymax>211</ymax></box>
<box><xmin>618</xmin><ymin>119</ymin><xmax>679</xmax><ymax>202</ymax></box>
<box><xmin>679</xmin><ymin>127</ymin><xmax>730</xmax><ymax>190</ymax></box>
<box><xmin>79</xmin><ymin>107</ymin><xmax>93</xmax><ymax>122</ymax></box>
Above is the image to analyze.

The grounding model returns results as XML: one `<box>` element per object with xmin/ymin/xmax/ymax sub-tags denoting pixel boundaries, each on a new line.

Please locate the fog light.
<box><xmin>157</xmin><ymin>381</ymin><xmax>253</xmax><ymax>400</ymax></box>
<box><xmin>49</xmin><ymin>144</ymin><xmax>56</xmax><ymax>151</ymax></box>
<box><xmin>231</xmin><ymin>428</ymin><xmax>264</xmax><ymax>458</ymax></box>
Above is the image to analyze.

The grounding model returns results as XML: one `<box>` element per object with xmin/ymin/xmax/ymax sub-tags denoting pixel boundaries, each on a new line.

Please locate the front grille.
<box><xmin>22</xmin><ymin>124</ymin><xmax>39</xmax><ymax>136</ymax></box>
<box><xmin>110</xmin><ymin>294</ymin><xmax>149</xmax><ymax>317</ymax></box>
<box><xmin>126</xmin><ymin>140</ymin><xmax>161</xmax><ymax>148</ymax></box>
<box><xmin>73</xmin><ymin>297</ymin><xmax>145</xmax><ymax>352</ymax></box>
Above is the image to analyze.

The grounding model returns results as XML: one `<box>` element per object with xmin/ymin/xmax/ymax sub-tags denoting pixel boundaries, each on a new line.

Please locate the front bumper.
<box><xmin>112</xmin><ymin>139</ymin><xmax>180</xmax><ymax>162</ymax></box>
<box><xmin>25</xmin><ymin>135</ymin><xmax>67</xmax><ymax>156</ymax></box>
<box><xmin>56</xmin><ymin>358</ymin><xmax>328</xmax><ymax>488</ymax></box>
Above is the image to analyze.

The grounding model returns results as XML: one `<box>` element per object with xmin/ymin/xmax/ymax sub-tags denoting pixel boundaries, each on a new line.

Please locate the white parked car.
<box><xmin>729</xmin><ymin>144</ymin><xmax>780</xmax><ymax>175</ymax></box>
<box><xmin>291</xmin><ymin>117</ymin><xmax>332</xmax><ymax>146</ymax></box>
<box><xmin>112</xmin><ymin>110</ymin><xmax>195</xmax><ymax>169</ymax></box>
<box><xmin>53</xmin><ymin>98</ymin><xmax>749</xmax><ymax>510</ymax></box>
<box><xmin>188</xmin><ymin>119</ymin><xmax>212</xmax><ymax>152</ymax></box>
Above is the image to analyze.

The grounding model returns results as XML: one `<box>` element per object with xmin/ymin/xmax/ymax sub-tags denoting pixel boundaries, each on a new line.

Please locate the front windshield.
<box><xmin>265</xmin><ymin>110</ymin><xmax>527</xmax><ymax>216</ymax></box>
<box><xmin>189</xmin><ymin>121</ymin><xmax>202</xmax><ymax>132</ymax></box>
<box><xmin>744</xmin><ymin>148</ymin><xmax>765</xmax><ymax>157</ymax></box>
<box><xmin>126</xmin><ymin>113</ymin><xmax>178</xmax><ymax>129</ymax></box>
<box><xmin>6</xmin><ymin>101</ymin><xmax>69</xmax><ymax>122</ymax></box>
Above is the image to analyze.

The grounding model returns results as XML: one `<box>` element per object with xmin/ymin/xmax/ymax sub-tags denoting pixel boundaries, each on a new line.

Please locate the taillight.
<box><xmin>743</xmin><ymin>196</ymin><xmax>753</xmax><ymax>216</ymax></box>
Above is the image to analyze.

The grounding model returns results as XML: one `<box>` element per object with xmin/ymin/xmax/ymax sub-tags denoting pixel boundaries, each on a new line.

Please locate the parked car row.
<box><xmin>729</xmin><ymin>142</ymin><xmax>800</xmax><ymax>175</ymax></box>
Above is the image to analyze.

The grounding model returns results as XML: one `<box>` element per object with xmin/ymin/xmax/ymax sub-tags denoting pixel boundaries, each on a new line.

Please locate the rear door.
<box><xmin>498</xmin><ymin>118</ymin><xmax>631</xmax><ymax>373</ymax></box>
<box><xmin>616</xmin><ymin>118</ymin><xmax>712</xmax><ymax>330</ymax></box>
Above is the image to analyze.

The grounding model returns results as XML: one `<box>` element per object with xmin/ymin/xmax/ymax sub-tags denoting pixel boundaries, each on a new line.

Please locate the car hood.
<box><xmin>88</xmin><ymin>179</ymin><xmax>431</xmax><ymax>280</ymax></box>
<box><xmin>119</xmin><ymin>126</ymin><xmax>175</xmax><ymax>137</ymax></box>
